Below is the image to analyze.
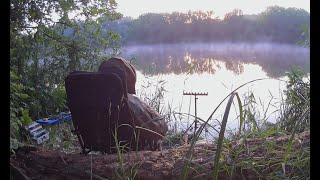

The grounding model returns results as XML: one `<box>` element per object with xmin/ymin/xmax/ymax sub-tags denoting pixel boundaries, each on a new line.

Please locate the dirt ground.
<box><xmin>10</xmin><ymin>131</ymin><xmax>309</xmax><ymax>180</ymax></box>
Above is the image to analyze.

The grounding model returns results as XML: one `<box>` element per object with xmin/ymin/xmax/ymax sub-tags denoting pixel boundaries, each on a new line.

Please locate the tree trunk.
<box><xmin>67</xmin><ymin>42</ymin><xmax>80</xmax><ymax>73</ymax></box>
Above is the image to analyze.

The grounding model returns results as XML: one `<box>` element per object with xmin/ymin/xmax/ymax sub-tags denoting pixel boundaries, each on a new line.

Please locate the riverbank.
<box><xmin>10</xmin><ymin>131</ymin><xmax>309</xmax><ymax>179</ymax></box>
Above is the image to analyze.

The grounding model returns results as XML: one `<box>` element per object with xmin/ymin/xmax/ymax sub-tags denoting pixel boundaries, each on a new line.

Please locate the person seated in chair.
<box><xmin>98</xmin><ymin>57</ymin><xmax>168</xmax><ymax>150</ymax></box>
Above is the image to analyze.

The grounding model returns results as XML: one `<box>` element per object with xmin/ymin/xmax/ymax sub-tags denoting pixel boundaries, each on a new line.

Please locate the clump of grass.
<box><xmin>137</xmin><ymin>76</ymin><xmax>167</xmax><ymax>114</ymax></box>
<box><xmin>278</xmin><ymin>67</ymin><xmax>310</xmax><ymax>133</ymax></box>
<box><xmin>44</xmin><ymin>121</ymin><xmax>81</xmax><ymax>153</ymax></box>
<box><xmin>113</xmin><ymin>125</ymin><xmax>140</xmax><ymax>180</ymax></box>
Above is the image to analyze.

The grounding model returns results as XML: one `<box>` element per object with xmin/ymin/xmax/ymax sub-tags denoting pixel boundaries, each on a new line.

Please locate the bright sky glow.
<box><xmin>116</xmin><ymin>0</ymin><xmax>310</xmax><ymax>19</ymax></box>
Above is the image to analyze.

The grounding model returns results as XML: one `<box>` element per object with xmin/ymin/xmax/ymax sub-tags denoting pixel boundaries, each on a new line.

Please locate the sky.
<box><xmin>115</xmin><ymin>0</ymin><xmax>310</xmax><ymax>19</ymax></box>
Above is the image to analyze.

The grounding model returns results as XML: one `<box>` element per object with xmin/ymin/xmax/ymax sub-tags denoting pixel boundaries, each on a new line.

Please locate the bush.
<box><xmin>279</xmin><ymin>67</ymin><xmax>310</xmax><ymax>132</ymax></box>
<box><xmin>10</xmin><ymin>71</ymin><xmax>32</xmax><ymax>150</ymax></box>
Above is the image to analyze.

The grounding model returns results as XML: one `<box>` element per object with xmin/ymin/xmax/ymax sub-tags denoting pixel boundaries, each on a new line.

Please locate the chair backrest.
<box><xmin>98</xmin><ymin>66</ymin><xmax>128</xmax><ymax>98</ymax></box>
<box><xmin>65</xmin><ymin>71</ymin><xmax>136</xmax><ymax>153</ymax></box>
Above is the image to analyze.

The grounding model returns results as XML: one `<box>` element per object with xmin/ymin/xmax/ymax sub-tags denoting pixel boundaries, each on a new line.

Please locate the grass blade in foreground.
<box><xmin>235</xmin><ymin>93</ymin><xmax>244</xmax><ymax>135</ymax></box>
<box><xmin>212</xmin><ymin>92</ymin><xmax>236</xmax><ymax>179</ymax></box>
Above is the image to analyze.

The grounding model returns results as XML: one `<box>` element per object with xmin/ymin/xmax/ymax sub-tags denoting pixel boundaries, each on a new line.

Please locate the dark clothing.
<box><xmin>128</xmin><ymin>94</ymin><xmax>168</xmax><ymax>136</ymax></box>
<box><xmin>99</xmin><ymin>57</ymin><xmax>168</xmax><ymax>142</ymax></box>
<box><xmin>99</xmin><ymin>57</ymin><xmax>137</xmax><ymax>94</ymax></box>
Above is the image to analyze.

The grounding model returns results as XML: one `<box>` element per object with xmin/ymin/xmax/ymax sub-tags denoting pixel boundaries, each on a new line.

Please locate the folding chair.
<box><xmin>65</xmin><ymin>71</ymin><xmax>136</xmax><ymax>154</ymax></box>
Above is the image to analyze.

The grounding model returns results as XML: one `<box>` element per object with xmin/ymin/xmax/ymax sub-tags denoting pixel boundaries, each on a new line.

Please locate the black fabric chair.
<box><xmin>65</xmin><ymin>71</ymin><xmax>136</xmax><ymax>154</ymax></box>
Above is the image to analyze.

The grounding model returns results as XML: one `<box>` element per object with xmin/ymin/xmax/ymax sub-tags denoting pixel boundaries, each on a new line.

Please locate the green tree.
<box><xmin>114</xmin><ymin>7</ymin><xmax>309</xmax><ymax>45</ymax></box>
<box><xmin>10</xmin><ymin>0</ymin><xmax>123</xmax><ymax>146</ymax></box>
<box><xmin>258</xmin><ymin>6</ymin><xmax>309</xmax><ymax>43</ymax></box>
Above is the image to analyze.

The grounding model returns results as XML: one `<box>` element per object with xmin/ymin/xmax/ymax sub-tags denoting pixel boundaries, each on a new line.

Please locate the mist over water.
<box><xmin>121</xmin><ymin>42</ymin><xmax>309</xmax><ymax>78</ymax></box>
<box><xmin>120</xmin><ymin>42</ymin><xmax>309</xmax><ymax>139</ymax></box>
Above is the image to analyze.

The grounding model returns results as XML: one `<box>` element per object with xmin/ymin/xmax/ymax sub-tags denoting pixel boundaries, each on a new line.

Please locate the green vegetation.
<box><xmin>10</xmin><ymin>0</ymin><xmax>122</xmax><ymax>147</ymax></box>
<box><xmin>279</xmin><ymin>68</ymin><xmax>310</xmax><ymax>133</ymax></box>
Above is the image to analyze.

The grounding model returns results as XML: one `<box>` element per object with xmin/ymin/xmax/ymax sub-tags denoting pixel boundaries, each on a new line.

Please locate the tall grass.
<box><xmin>279</xmin><ymin>68</ymin><xmax>310</xmax><ymax>132</ymax></box>
<box><xmin>179</xmin><ymin>78</ymin><xmax>267</xmax><ymax>179</ymax></box>
<box><xmin>177</xmin><ymin>68</ymin><xmax>309</xmax><ymax>179</ymax></box>
<box><xmin>113</xmin><ymin>125</ymin><xmax>140</xmax><ymax>180</ymax></box>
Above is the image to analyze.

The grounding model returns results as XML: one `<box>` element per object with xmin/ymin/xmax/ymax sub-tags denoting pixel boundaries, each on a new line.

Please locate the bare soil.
<box><xmin>10</xmin><ymin>131</ymin><xmax>309</xmax><ymax>180</ymax></box>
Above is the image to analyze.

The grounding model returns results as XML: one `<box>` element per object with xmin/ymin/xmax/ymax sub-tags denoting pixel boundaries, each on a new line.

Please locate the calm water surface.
<box><xmin>120</xmin><ymin>43</ymin><xmax>309</xmax><ymax>138</ymax></box>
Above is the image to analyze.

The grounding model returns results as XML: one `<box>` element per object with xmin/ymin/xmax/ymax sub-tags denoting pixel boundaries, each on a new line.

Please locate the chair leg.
<box><xmin>74</xmin><ymin>132</ymin><xmax>87</xmax><ymax>155</ymax></box>
<box><xmin>81</xmin><ymin>148</ymin><xmax>87</xmax><ymax>155</ymax></box>
<box><xmin>81</xmin><ymin>148</ymin><xmax>91</xmax><ymax>155</ymax></box>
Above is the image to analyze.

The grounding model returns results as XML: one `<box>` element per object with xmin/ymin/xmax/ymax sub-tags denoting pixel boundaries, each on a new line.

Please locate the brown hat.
<box><xmin>98</xmin><ymin>57</ymin><xmax>137</xmax><ymax>94</ymax></box>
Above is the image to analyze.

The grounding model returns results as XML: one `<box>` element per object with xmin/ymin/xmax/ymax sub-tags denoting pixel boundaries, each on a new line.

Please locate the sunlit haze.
<box><xmin>116</xmin><ymin>0</ymin><xmax>310</xmax><ymax>18</ymax></box>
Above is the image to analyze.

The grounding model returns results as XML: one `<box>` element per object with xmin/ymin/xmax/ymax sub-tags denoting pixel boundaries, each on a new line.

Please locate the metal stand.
<box><xmin>183</xmin><ymin>91</ymin><xmax>208</xmax><ymax>136</ymax></box>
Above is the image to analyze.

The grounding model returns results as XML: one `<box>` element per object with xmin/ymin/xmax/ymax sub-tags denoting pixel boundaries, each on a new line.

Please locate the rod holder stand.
<box><xmin>183</xmin><ymin>91</ymin><xmax>208</xmax><ymax>136</ymax></box>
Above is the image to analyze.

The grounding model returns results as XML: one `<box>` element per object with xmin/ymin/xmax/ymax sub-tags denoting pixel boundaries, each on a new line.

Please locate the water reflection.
<box><xmin>135</xmin><ymin>62</ymin><xmax>288</xmax><ymax>138</ymax></box>
<box><xmin>123</xmin><ymin>43</ymin><xmax>309</xmax><ymax>139</ymax></box>
<box><xmin>121</xmin><ymin>43</ymin><xmax>309</xmax><ymax>77</ymax></box>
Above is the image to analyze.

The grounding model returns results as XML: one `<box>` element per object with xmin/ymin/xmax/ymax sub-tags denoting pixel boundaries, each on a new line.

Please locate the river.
<box><xmin>120</xmin><ymin>42</ymin><xmax>310</xmax><ymax>138</ymax></box>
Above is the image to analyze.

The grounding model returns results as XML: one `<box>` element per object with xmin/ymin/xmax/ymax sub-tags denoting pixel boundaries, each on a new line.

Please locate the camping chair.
<box><xmin>65</xmin><ymin>70</ymin><xmax>137</xmax><ymax>154</ymax></box>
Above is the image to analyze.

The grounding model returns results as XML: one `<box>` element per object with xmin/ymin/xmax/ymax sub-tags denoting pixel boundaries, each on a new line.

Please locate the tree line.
<box><xmin>105</xmin><ymin>6</ymin><xmax>309</xmax><ymax>45</ymax></box>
